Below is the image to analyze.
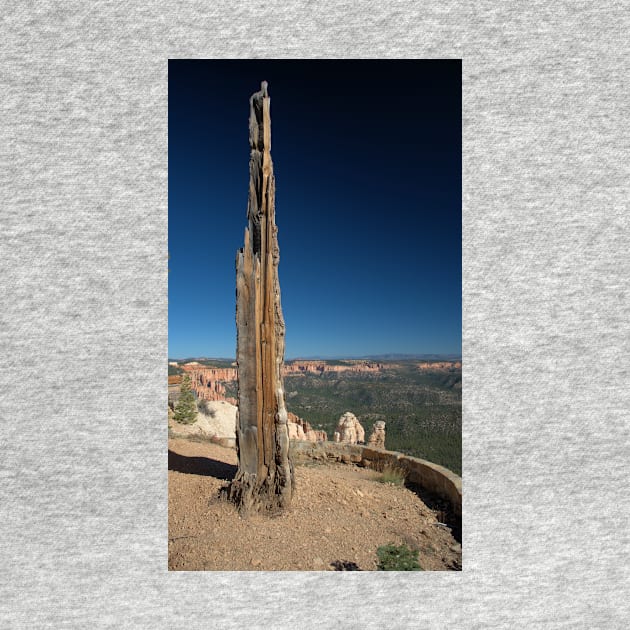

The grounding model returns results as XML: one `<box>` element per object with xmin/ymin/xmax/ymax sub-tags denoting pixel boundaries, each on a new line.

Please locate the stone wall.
<box><xmin>290</xmin><ymin>441</ymin><xmax>462</xmax><ymax>521</ymax></box>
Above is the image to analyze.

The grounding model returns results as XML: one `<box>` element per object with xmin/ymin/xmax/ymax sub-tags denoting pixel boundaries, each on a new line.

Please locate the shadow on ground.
<box><xmin>331</xmin><ymin>560</ymin><xmax>361</xmax><ymax>571</ymax></box>
<box><xmin>168</xmin><ymin>450</ymin><xmax>237</xmax><ymax>481</ymax></box>
<box><xmin>405</xmin><ymin>481</ymin><xmax>461</xmax><ymax>544</ymax></box>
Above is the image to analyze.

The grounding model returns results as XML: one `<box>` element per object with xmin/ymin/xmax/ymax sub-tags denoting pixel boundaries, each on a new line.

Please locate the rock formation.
<box><xmin>179</xmin><ymin>362</ymin><xmax>383</xmax><ymax>388</ymax></box>
<box><xmin>226</xmin><ymin>82</ymin><xmax>294</xmax><ymax>513</ymax></box>
<box><xmin>180</xmin><ymin>366</ymin><xmax>238</xmax><ymax>381</ymax></box>
<box><xmin>283</xmin><ymin>360</ymin><xmax>384</xmax><ymax>375</ymax></box>
<box><xmin>417</xmin><ymin>361</ymin><xmax>462</xmax><ymax>371</ymax></box>
<box><xmin>367</xmin><ymin>420</ymin><xmax>386</xmax><ymax>449</ymax></box>
<box><xmin>287</xmin><ymin>411</ymin><xmax>327</xmax><ymax>443</ymax></box>
<box><xmin>333</xmin><ymin>412</ymin><xmax>365</xmax><ymax>445</ymax></box>
<box><xmin>185</xmin><ymin>367</ymin><xmax>238</xmax><ymax>404</ymax></box>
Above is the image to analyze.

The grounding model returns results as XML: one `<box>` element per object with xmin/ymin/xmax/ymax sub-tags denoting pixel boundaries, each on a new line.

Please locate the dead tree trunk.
<box><xmin>226</xmin><ymin>81</ymin><xmax>294</xmax><ymax>514</ymax></box>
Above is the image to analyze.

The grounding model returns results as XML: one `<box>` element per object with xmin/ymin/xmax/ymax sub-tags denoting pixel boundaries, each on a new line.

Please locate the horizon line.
<box><xmin>169</xmin><ymin>353</ymin><xmax>462</xmax><ymax>362</ymax></box>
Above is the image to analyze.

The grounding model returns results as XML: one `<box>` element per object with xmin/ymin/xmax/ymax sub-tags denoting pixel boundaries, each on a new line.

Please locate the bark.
<box><xmin>226</xmin><ymin>81</ymin><xmax>294</xmax><ymax>514</ymax></box>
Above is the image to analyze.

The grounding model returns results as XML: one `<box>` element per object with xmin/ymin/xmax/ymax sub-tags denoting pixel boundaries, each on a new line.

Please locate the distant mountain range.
<box><xmin>287</xmin><ymin>354</ymin><xmax>461</xmax><ymax>361</ymax></box>
<box><xmin>169</xmin><ymin>353</ymin><xmax>461</xmax><ymax>363</ymax></box>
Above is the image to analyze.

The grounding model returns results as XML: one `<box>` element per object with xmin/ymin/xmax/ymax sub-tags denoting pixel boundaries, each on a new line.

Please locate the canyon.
<box><xmin>283</xmin><ymin>360</ymin><xmax>384</xmax><ymax>375</ymax></box>
<box><xmin>170</xmin><ymin>367</ymin><xmax>331</xmax><ymax>443</ymax></box>
<box><xmin>171</xmin><ymin>359</ymin><xmax>463</xmax><ymax>461</ymax></box>
<box><xmin>177</xmin><ymin>360</ymin><xmax>386</xmax><ymax>407</ymax></box>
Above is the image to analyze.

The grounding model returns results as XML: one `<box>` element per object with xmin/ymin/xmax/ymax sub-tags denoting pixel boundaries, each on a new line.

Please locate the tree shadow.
<box><xmin>168</xmin><ymin>450</ymin><xmax>237</xmax><ymax>481</ymax></box>
<box><xmin>405</xmin><ymin>481</ymin><xmax>461</xmax><ymax>543</ymax></box>
<box><xmin>331</xmin><ymin>560</ymin><xmax>361</xmax><ymax>571</ymax></box>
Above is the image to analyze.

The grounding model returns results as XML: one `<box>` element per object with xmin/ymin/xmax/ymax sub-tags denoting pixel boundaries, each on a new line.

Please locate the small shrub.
<box><xmin>376</xmin><ymin>543</ymin><xmax>423</xmax><ymax>571</ymax></box>
<box><xmin>377</xmin><ymin>465</ymin><xmax>406</xmax><ymax>486</ymax></box>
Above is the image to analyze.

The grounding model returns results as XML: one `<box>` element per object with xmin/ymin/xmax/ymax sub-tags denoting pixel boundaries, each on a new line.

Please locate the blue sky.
<box><xmin>169</xmin><ymin>60</ymin><xmax>461</xmax><ymax>360</ymax></box>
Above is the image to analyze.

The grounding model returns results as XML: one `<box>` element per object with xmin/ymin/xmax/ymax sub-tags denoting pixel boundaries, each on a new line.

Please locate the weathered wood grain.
<box><xmin>227</xmin><ymin>82</ymin><xmax>293</xmax><ymax>513</ymax></box>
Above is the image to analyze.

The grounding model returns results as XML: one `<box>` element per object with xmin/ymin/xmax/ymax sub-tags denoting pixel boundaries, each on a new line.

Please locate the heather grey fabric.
<box><xmin>1</xmin><ymin>2</ymin><xmax>629</xmax><ymax>628</ymax></box>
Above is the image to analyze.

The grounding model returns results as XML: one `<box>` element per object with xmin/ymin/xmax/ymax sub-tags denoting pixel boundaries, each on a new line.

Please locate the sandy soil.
<box><xmin>168</xmin><ymin>437</ymin><xmax>462</xmax><ymax>571</ymax></box>
<box><xmin>168</xmin><ymin>400</ymin><xmax>237</xmax><ymax>440</ymax></box>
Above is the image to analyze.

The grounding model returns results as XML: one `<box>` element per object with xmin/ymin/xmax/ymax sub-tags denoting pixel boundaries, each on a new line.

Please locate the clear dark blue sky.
<box><xmin>169</xmin><ymin>60</ymin><xmax>461</xmax><ymax>360</ymax></box>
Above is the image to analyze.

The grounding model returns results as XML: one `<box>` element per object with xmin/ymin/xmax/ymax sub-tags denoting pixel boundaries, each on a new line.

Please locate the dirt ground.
<box><xmin>168</xmin><ymin>437</ymin><xmax>462</xmax><ymax>571</ymax></box>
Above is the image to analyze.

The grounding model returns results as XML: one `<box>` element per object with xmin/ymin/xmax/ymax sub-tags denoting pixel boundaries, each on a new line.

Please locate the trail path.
<box><xmin>168</xmin><ymin>437</ymin><xmax>461</xmax><ymax>571</ymax></box>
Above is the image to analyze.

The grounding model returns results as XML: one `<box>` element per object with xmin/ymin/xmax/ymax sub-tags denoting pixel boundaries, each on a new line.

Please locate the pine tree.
<box><xmin>174</xmin><ymin>374</ymin><xmax>198</xmax><ymax>425</ymax></box>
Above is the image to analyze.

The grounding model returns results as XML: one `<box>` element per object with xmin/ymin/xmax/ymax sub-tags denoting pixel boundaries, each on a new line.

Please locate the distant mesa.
<box><xmin>177</xmin><ymin>360</ymin><xmax>385</xmax><ymax>407</ymax></box>
<box><xmin>283</xmin><ymin>360</ymin><xmax>384</xmax><ymax>376</ymax></box>
<box><xmin>417</xmin><ymin>361</ymin><xmax>461</xmax><ymax>371</ymax></box>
